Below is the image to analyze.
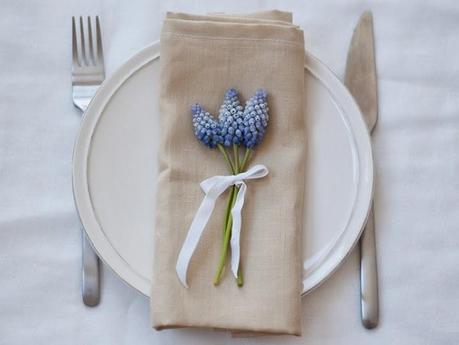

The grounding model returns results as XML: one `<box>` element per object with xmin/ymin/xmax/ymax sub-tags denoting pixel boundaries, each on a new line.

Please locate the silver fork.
<box><xmin>72</xmin><ymin>16</ymin><xmax>105</xmax><ymax>306</ymax></box>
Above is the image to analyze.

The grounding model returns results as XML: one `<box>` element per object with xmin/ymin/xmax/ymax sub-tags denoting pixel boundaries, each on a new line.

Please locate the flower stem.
<box><xmin>240</xmin><ymin>148</ymin><xmax>252</xmax><ymax>171</ymax></box>
<box><xmin>217</xmin><ymin>144</ymin><xmax>235</xmax><ymax>174</ymax></box>
<box><xmin>221</xmin><ymin>146</ymin><xmax>239</xmax><ymax>237</ymax></box>
<box><xmin>222</xmin><ymin>186</ymin><xmax>235</xmax><ymax>236</ymax></box>
<box><xmin>233</xmin><ymin>144</ymin><xmax>239</xmax><ymax>172</ymax></box>
<box><xmin>214</xmin><ymin>147</ymin><xmax>253</xmax><ymax>286</ymax></box>
<box><xmin>234</xmin><ymin>148</ymin><xmax>252</xmax><ymax>287</ymax></box>
<box><xmin>214</xmin><ymin>185</ymin><xmax>238</xmax><ymax>285</ymax></box>
<box><xmin>214</xmin><ymin>144</ymin><xmax>241</xmax><ymax>285</ymax></box>
<box><xmin>236</xmin><ymin>265</ymin><xmax>243</xmax><ymax>286</ymax></box>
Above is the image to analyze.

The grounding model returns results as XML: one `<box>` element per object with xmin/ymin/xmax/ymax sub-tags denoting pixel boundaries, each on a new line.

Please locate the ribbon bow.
<box><xmin>176</xmin><ymin>164</ymin><xmax>269</xmax><ymax>287</ymax></box>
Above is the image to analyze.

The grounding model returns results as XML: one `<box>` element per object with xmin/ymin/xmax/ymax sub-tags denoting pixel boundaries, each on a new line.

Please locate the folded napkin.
<box><xmin>151</xmin><ymin>10</ymin><xmax>306</xmax><ymax>336</ymax></box>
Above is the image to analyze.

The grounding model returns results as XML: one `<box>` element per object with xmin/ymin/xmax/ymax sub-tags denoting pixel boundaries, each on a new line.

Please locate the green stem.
<box><xmin>240</xmin><ymin>148</ymin><xmax>252</xmax><ymax>171</ymax></box>
<box><xmin>236</xmin><ymin>265</ymin><xmax>243</xmax><ymax>287</ymax></box>
<box><xmin>214</xmin><ymin>186</ymin><xmax>238</xmax><ymax>285</ymax></box>
<box><xmin>221</xmin><ymin>146</ymin><xmax>240</xmax><ymax>236</ymax></box>
<box><xmin>233</xmin><ymin>144</ymin><xmax>239</xmax><ymax>172</ymax></box>
<box><xmin>234</xmin><ymin>148</ymin><xmax>252</xmax><ymax>287</ymax></box>
<box><xmin>217</xmin><ymin>144</ymin><xmax>235</xmax><ymax>174</ymax></box>
<box><xmin>214</xmin><ymin>147</ymin><xmax>253</xmax><ymax>286</ymax></box>
<box><xmin>214</xmin><ymin>144</ymin><xmax>242</xmax><ymax>285</ymax></box>
<box><xmin>222</xmin><ymin>186</ymin><xmax>235</xmax><ymax>234</ymax></box>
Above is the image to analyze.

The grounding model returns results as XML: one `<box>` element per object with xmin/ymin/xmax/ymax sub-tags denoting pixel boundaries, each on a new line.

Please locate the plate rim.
<box><xmin>72</xmin><ymin>41</ymin><xmax>373</xmax><ymax>298</ymax></box>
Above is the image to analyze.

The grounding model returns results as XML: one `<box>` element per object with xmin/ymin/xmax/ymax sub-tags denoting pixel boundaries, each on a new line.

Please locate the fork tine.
<box><xmin>87</xmin><ymin>17</ymin><xmax>95</xmax><ymax>65</ymax></box>
<box><xmin>72</xmin><ymin>17</ymin><xmax>79</xmax><ymax>67</ymax></box>
<box><xmin>79</xmin><ymin>16</ymin><xmax>87</xmax><ymax>65</ymax></box>
<box><xmin>96</xmin><ymin>16</ymin><xmax>104</xmax><ymax>64</ymax></box>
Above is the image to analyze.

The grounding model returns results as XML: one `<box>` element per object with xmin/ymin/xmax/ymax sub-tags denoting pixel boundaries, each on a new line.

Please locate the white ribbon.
<box><xmin>176</xmin><ymin>164</ymin><xmax>269</xmax><ymax>287</ymax></box>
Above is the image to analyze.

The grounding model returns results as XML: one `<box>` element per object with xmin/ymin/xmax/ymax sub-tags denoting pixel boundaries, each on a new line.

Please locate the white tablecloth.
<box><xmin>2</xmin><ymin>0</ymin><xmax>459</xmax><ymax>344</ymax></box>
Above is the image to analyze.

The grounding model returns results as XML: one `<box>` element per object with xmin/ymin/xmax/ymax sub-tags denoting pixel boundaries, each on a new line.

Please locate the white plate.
<box><xmin>73</xmin><ymin>41</ymin><xmax>373</xmax><ymax>297</ymax></box>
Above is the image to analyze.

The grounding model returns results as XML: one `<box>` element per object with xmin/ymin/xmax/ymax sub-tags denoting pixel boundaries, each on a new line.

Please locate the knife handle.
<box><xmin>360</xmin><ymin>203</ymin><xmax>379</xmax><ymax>329</ymax></box>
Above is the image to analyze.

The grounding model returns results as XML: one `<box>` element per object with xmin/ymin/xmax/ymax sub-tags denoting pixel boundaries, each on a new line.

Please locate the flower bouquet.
<box><xmin>176</xmin><ymin>88</ymin><xmax>270</xmax><ymax>287</ymax></box>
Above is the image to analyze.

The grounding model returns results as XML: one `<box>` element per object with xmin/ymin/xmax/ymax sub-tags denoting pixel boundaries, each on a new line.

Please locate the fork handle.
<box><xmin>360</xmin><ymin>203</ymin><xmax>379</xmax><ymax>329</ymax></box>
<box><xmin>82</xmin><ymin>230</ymin><xmax>100</xmax><ymax>306</ymax></box>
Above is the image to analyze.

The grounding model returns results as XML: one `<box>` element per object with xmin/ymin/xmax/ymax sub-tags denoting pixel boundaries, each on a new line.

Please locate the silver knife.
<box><xmin>344</xmin><ymin>11</ymin><xmax>379</xmax><ymax>329</ymax></box>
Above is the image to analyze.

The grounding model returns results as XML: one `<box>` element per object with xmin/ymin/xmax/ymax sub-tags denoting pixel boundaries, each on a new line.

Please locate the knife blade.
<box><xmin>344</xmin><ymin>11</ymin><xmax>379</xmax><ymax>329</ymax></box>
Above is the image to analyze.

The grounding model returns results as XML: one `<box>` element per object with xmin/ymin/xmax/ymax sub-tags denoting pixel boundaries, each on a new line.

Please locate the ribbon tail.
<box><xmin>230</xmin><ymin>182</ymin><xmax>247</xmax><ymax>278</ymax></box>
<box><xmin>176</xmin><ymin>194</ymin><xmax>218</xmax><ymax>287</ymax></box>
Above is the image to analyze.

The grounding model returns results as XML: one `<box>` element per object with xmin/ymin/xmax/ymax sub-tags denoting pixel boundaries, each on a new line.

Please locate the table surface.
<box><xmin>2</xmin><ymin>0</ymin><xmax>459</xmax><ymax>344</ymax></box>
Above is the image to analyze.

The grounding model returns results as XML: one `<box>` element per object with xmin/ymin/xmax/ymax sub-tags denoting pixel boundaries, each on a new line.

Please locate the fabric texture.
<box><xmin>151</xmin><ymin>11</ymin><xmax>305</xmax><ymax>335</ymax></box>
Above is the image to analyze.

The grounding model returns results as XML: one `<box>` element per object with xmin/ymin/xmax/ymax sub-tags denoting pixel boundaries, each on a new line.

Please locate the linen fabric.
<box><xmin>151</xmin><ymin>10</ymin><xmax>306</xmax><ymax>335</ymax></box>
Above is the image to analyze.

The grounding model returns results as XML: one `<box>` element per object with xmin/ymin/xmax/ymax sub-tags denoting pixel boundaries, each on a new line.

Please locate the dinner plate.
<box><xmin>73</xmin><ymin>41</ymin><xmax>373</xmax><ymax>297</ymax></box>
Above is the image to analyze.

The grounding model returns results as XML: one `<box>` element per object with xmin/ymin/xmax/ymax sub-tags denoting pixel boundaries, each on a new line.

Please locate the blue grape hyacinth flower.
<box><xmin>191</xmin><ymin>103</ymin><xmax>222</xmax><ymax>148</ymax></box>
<box><xmin>242</xmin><ymin>89</ymin><xmax>269</xmax><ymax>148</ymax></box>
<box><xmin>218</xmin><ymin>88</ymin><xmax>245</xmax><ymax>147</ymax></box>
<box><xmin>189</xmin><ymin>87</ymin><xmax>270</xmax><ymax>287</ymax></box>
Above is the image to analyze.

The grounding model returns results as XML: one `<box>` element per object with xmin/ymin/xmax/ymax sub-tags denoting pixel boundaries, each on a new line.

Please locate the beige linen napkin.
<box><xmin>151</xmin><ymin>10</ymin><xmax>305</xmax><ymax>336</ymax></box>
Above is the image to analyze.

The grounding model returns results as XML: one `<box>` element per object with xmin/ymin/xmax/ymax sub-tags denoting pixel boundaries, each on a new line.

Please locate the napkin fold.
<box><xmin>151</xmin><ymin>10</ymin><xmax>305</xmax><ymax>336</ymax></box>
